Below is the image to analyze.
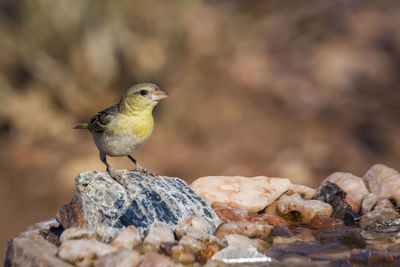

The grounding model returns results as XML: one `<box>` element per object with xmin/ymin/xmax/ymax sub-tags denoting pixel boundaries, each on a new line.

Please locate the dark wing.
<box><xmin>88</xmin><ymin>105</ymin><xmax>118</xmax><ymax>133</ymax></box>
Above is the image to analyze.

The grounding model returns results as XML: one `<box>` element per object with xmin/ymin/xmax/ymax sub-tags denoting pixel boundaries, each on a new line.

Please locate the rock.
<box><xmin>60</xmin><ymin>228</ymin><xmax>98</xmax><ymax>243</ymax></box>
<box><xmin>215</xmin><ymin>221</ymin><xmax>273</xmax><ymax>240</ymax></box>
<box><xmin>143</xmin><ymin>225</ymin><xmax>175</xmax><ymax>249</ymax></box>
<box><xmin>211</xmin><ymin>234</ymin><xmax>273</xmax><ymax>264</ymax></box>
<box><xmin>93</xmin><ymin>250</ymin><xmax>141</xmax><ymax>267</ymax></box>
<box><xmin>190</xmin><ymin>176</ymin><xmax>291</xmax><ymax>212</ymax></box>
<box><xmin>57</xmin><ymin>239</ymin><xmax>117</xmax><ymax>266</ymax></box>
<box><xmin>263</xmin><ymin>200</ymin><xmax>280</xmax><ymax>216</ymax></box>
<box><xmin>110</xmin><ymin>225</ymin><xmax>141</xmax><ymax>249</ymax></box>
<box><xmin>337</xmin><ymin>229</ymin><xmax>366</xmax><ymax>249</ymax></box>
<box><xmin>291</xmin><ymin>228</ymin><xmax>316</xmax><ymax>242</ymax></box>
<box><xmin>313</xmin><ymin>182</ymin><xmax>360</xmax><ymax>226</ymax></box>
<box><xmin>309</xmin><ymin>214</ymin><xmax>343</xmax><ymax>230</ymax></box>
<box><xmin>361</xmin><ymin>193</ymin><xmax>379</xmax><ymax>214</ymax></box>
<box><xmin>171</xmin><ymin>245</ymin><xmax>196</xmax><ymax>264</ymax></box>
<box><xmin>359</xmin><ymin>208</ymin><xmax>399</xmax><ymax>228</ymax></box>
<box><xmin>271</xmin><ymin>225</ymin><xmax>301</xmax><ymax>244</ymax></box>
<box><xmin>277</xmin><ymin>193</ymin><xmax>333</xmax><ymax>223</ymax></box>
<box><xmin>321</xmin><ymin>172</ymin><xmax>368</xmax><ymax>213</ymax></box>
<box><xmin>57</xmin><ymin>171</ymin><xmax>221</xmax><ymax>242</ymax></box>
<box><xmin>178</xmin><ymin>230</ymin><xmax>225</xmax><ymax>254</ymax></box>
<box><xmin>175</xmin><ymin>216</ymin><xmax>208</xmax><ymax>240</ymax></box>
<box><xmin>211</xmin><ymin>201</ymin><xmax>288</xmax><ymax>226</ymax></box>
<box><xmin>374</xmin><ymin>198</ymin><xmax>395</xmax><ymax>211</ymax></box>
<box><xmin>5</xmin><ymin>236</ymin><xmax>72</xmax><ymax>267</ymax></box>
<box><xmin>139</xmin><ymin>252</ymin><xmax>175</xmax><ymax>267</ymax></box>
<box><xmin>286</xmin><ymin>184</ymin><xmax>316</xmax><ymax>200</ymax></box>
<box><xmin>363</xmin><ymin>164</ymin><xmax>400</xmax><ymax>204</ymax></box>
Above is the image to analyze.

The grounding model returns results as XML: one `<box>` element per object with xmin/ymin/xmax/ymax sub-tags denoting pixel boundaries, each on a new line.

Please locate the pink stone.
<box><xmin>191</xmin><ymin>176</ymin><xmax>291</xmax><ymax>212</ymax></box>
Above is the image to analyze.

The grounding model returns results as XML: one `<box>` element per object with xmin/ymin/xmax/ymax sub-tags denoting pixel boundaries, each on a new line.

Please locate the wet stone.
<box><xmin>321</xmin><ymin>172</ymin><xmax>368</xmax><ymax>213</ymax></box>
<box><xmin>313</xmin><ymin>181</ymin><xmax>360</xmax><ymax>226</ymax></box>
<box><xmin>57</xmin><ymin>171</ymin><xmax>221</xmax><ymax>242</ymax></box>
<box><xmin>309</xmin><ymin>214</ymin><xmax>343</xmax><ymax>230</ymax></box>
<box><xmin>359</xmin><ymin>208</ymin><xmax>399</xmax><ymax>229</ymax></box>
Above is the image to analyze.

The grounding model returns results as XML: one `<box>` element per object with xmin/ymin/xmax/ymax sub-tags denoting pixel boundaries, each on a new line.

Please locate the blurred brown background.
<box><xmin>1</xmin><ymin>0</ymin><xmax>400</xmax><ymax>256</ymax></box>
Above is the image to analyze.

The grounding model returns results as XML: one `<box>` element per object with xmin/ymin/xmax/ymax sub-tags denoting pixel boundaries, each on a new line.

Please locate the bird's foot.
<box><xmin>134</xmin><ymin>163</ymin><xmax>158</xmax><ymax>177</ymax></box>
<box><xmin>107</xmin><ymin>166</ymin><xmax>129</xmax><ymax>187</ymax></box>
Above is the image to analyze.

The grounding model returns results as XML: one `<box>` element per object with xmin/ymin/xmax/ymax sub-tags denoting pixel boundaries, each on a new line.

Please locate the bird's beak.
<box><xmin>151</xmin><ymin>88</ymin><xmax>169</xmax><ymax>101</ymax></box>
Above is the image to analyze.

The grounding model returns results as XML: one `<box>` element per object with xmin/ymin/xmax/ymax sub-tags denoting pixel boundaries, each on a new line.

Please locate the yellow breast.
<box><xmin>111</xmin><ymin>113</ymin><xmax>154</xmax><ymax>140</ymax></box>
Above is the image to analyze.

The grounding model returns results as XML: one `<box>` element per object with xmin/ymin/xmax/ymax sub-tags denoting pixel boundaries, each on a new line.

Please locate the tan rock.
<box><xmin>57</xmin><ymin>239</ymin><xmax>117</xmax><ymax>267</ymax></box>
<box><xmin>110</xmin><ymin>225</ymin><xmax>141</xmax><ymax>250</ymax></box>
<box><xmin>286</xmin><ymin>184</ymin><xmax>316</xmax><ymax>200</ymax></box>
<box><xmin>191</xmin><ymin>176</ymin><xmax>291</xmax><ymax>212</ymax></box>
<box><xmin>175</xmin><ymin>216</ymin><xmax>208</xmax><ymax>240</ymax></box>
<box><xmin>215</xmin><ymin>221</ymin><xmax>273</xmax><ymax>240</ymax></box>
<box><xmin>322</xmin><ymin>172</ymin><xmax>369</xmax><ymax>213</ymax></box>
<box><xmin>277</xmin><ymin>193</ymin><xmax>333</xmax><ymax>223</ymax></box>
<box><xmin>171</xmin><ymin>245</ymin><xmax>196</xmax><ymax>264</ymax></box>
<box><xmin>374</xmin><ymin>198</ymin><xmax>395</xmax><ymax>211</ymax></box>
<box><xmin>143</xmin><ymin>226</ymin><xmax>175</xmax><ymax>249</ymax></box>
<box><xmin>6</xmin><ymin>236</ymin><xmax>72</xmax><ymax>267</ymax></box>
<box><xmin>211</xmin><ymin>201</ymin><xmax>288</xmax><ymax>226</ymax></box>
<box><xmin>364</xmin><ymin>164</ymin><xmax>400</xmax><ymax>204</ymax></box>
<box><xmin>94</xmin><ymin>250</ymin><xmax>141</xmax><ymax>267</ymax></box>
<box><xmin>139</xmin><ymin>252</ymin><xmax>175</xmax><ymax>267</ymax></box>
<box><xmin>60</xmin><ymin>227</ymin><xmax>97</xmax><ymax>243</ymax></box>
<box><xmin>178</xmin><ymin>231</ymin><xmax>224</xmax><ymax>254</ymax></box>
<box><xmin>361</xmin><ymin>193</ymin><xmax>379</xmax><ymax>214</ymax></box>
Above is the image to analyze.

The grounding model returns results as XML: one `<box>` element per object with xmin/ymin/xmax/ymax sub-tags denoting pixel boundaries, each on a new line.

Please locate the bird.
<box><xmin>74</xmin><ymin>83</ymin><xmax>168</xmax><ymax>185</ymax></box>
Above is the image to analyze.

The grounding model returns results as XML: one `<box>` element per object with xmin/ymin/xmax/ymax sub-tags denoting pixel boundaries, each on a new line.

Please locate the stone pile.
<box><xmin>5</xmin><ymin>164</ymin><xmax>400</xmax><ymax>266</ymax></box>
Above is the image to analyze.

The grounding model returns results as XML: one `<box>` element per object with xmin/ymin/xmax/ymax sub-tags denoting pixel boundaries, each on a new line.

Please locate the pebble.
<box><xmin>313</xmin><ymin>182</ymin><xmax>360</xmax><ymax>226</ymax></box>
<box><xmin>374</xmin><ymin>198</ymin><xmax>395</xmax><ymax>211</ymax></box>
<box><xmin>171</xmin><ymin>245</ymin><xmax>196</xmax><ymax>264</ymax></box>
<box><xmin>110</xmin><ymin>225</ymin><xmax>142</xmax><ymax>250</ymax></box>
<box><xmin>215</xmin><ymin>221</ymin><xmax>273</xmax><ymax>240</ymax></box>
<box><xmin>359</xmin><ymin>208</ymin><xmax>398</xmax><ymax>228</ymax></box>
<box><xmin>178</xmin><ymin>231</ymin><xmax>224</xmax><ymax>254</ymax></box>
<box><xmin>175</xmin><ymin>216</ymin><xmax>208</xmax><ymax>240</ymax></box>
<box><xmin>191</xmin><ymin>176</ymin><xmax>291</xmax><ymax>212</ymax></box>
<box><xmin>321</xmin><ymin>172</ymin><xmax>369</xmax><ymax>213</ymax></box>
<box><xmin>361</xmin><ymin>193</ymin><xmax>379</xmax><ymax>214</ymax></box>
<box><xmin>277</xmin><ymin>193</ymin><xmax>333</xmax><ymax>223</ymax></box>
<box><xmin>211</xmin><ymin>201</ymin><xmax>288</xmax><ymax>226</ymax></box>
<box><xmin>143</xmin><ymin>226</ymin><xmax>175</xmax><ymax>249</ymax></box>
<box><xmin>363</xmin><ymin>164</ymin><xmax>400</xmax><ymax>204</ymax></box>
<box><xmin>309</xmin><ymin>214</ymin><xmax>343</xmax><ymax>230</ymax></box>
<box><xmin>139</xmin><ymin>252</ymin><xmax>175</xmax><ymax>267</ymax></box>
<box><xmin>59</xmin><ymin>228</ymin><xmax>97</xmax><ymax>243</ymax></box>
<box><xmin>286</xmin><ymin>184</ymin><xmax>316</xmax><ymax>200</ymax></box>
<box><xmin>57</xmin><ymin>239</ymin><xmax>117</xmax><ymax>267</ymax></box>
<box><xmin>211</xmin><ymin>234</ymin><xmax>273</xmax><ymax>264</ymax></box>
<box><xmin>93</xmin><ymin>250</ymin><xmax>141</xmax><ymax>267</ymax></box>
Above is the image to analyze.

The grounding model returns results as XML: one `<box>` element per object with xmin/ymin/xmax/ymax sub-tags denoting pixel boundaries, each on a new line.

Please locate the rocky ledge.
<box><xmin>5</xmin><ymin>164</ymin><xmax>400</xmax><ymax>266</ymax></box>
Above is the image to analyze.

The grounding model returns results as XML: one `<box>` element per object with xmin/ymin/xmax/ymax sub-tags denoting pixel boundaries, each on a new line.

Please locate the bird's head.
<box><xmin>119</xmin><ymin>83</ymin><xmax>168</xmax><ymax>115</ymax></box>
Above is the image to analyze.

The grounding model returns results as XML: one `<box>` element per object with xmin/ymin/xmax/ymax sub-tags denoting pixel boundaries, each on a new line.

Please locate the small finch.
<box><xmin>74</xmin><ymin>83</ymin><xmax>168</xmax><ymax>185</ymax></box>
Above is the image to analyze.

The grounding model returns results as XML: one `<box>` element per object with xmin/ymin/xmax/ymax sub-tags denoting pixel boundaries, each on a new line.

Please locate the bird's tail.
<box><xmin>74</xmin><ymin>123</ymin><xmax>89</xmax><ymax>129</ymax></box>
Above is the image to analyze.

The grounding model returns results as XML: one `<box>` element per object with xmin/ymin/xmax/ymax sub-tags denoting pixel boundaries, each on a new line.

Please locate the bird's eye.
<box><xmin>139</xmin><ymin>90</ymin><xmax>148</xmax><ymax>96</ymax></box>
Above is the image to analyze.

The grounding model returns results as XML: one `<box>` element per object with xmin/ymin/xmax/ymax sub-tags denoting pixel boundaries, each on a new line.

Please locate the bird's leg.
<box><xmin>127</xmin><ymin>155</ymin><xmax>158</xmax><ymax>177</ymax></box>
<box><xmin>100</xmin><ymin>151</ymin><xmax>128</xmax><ymax>187</ymax></box>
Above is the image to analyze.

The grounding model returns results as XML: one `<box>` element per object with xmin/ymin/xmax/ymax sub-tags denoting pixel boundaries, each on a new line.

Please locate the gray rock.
<box><xmin>57</xmin><ymin>171</ymin><xmax>221</xmax><ymax>242</ymax></box>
